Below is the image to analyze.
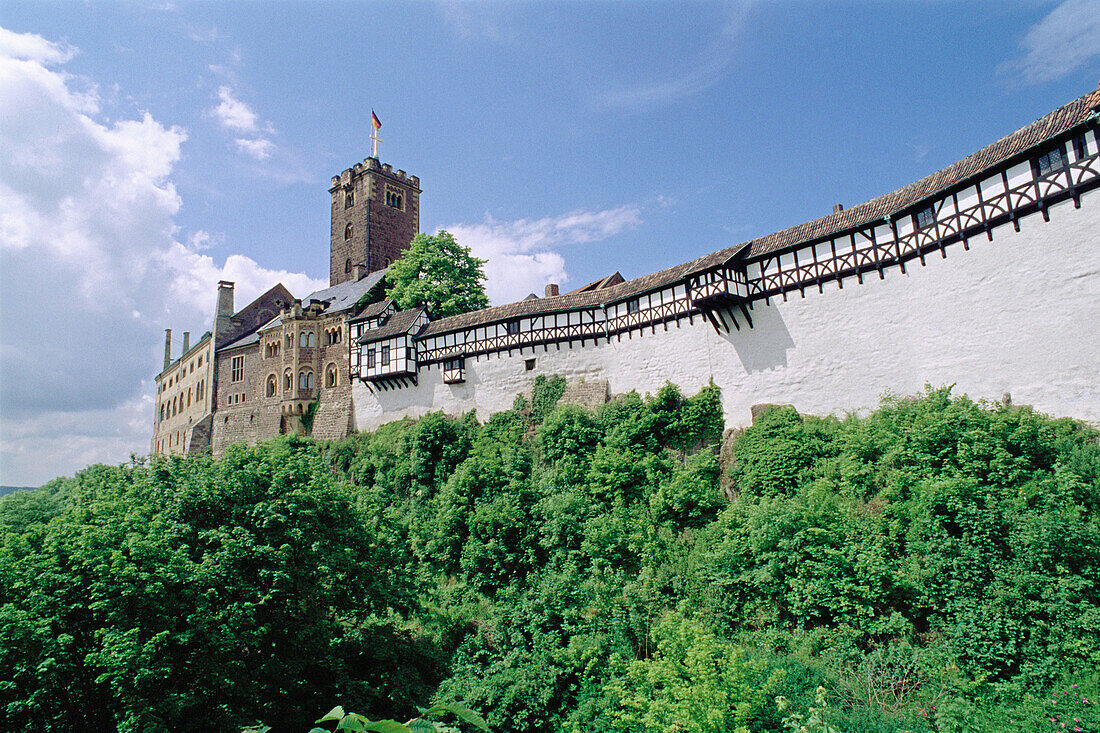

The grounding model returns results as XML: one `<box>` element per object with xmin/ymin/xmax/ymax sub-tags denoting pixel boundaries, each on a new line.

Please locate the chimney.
<box><xmin>833</xmin><ymin>203</ymin><xmax>844</xmax><ymax>214</ymax></box>
<box><xmin>352</xmin><ymin>263</ymin><xmax>365</xmax><ymax>281</ymax></box>
<box><xmin>545</xmin><ymin>283</ymin><xmax>559</xmax><ymax>298</ymax></box>
<box><xmin>163</xmin><ymin>329</ymin><xmax>172</xmax><ymax>370</ymax></box>
<box><xmin>182</xmin><ymin>331</ymin><xmax>190</xmax><ymax>354</ymax></box>
<box><xmin>213</xmin><ymin>281</ymin><xmax>235</xmax><ymax>347</ymax></box>
<box><xmin>216</xmin><ymin>281</ymin><xmax>235</xmax><ymax>316</ymax></box>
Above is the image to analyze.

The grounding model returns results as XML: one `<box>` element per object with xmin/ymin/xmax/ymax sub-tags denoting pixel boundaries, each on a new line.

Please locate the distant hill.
<box><xmin>0</xmin><ymin>486</ymin><xmax>37</xmax><ymax>498</ymax></box>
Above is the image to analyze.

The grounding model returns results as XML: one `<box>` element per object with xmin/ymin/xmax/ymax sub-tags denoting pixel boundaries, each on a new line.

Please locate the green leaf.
<box><xmin>318</xmin><ymin>706</ymin><xmax>346</xmax><ymax>723</ymax></box>
<box><xmin>425</xmin><ymin>704</ymin><xmax>489</xmax><ymax>732</ymax></box>
<box><xmin>408</xmin><ymin>720</ymin><xmax>436</xmax><ymax>733</ymax></box>
<box><xmin>337</xmin><ymin>716</ymin><xmax>368</xmax><ymax>732</ymax></box>
<box><xmin>309</xmin><ymin>729</ymin><xmax>329</xmax><ymax>733</ymax></box>
<box><xmin>361</xmin><ymin>721</ymin><xmax>413</xmax><ymax>733</ymax></box>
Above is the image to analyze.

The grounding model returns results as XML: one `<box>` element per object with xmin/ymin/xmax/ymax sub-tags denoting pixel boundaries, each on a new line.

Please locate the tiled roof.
<box><xmin>419</xmin><ymin>86</ymin><xmax>1100</xmax><ymax>337</ymax></box>
<box><xmin>566</xmin><ymin>272</ymin><xmax>625</xmax><ymax>294</ymax></box>
<box><xmin>358</xmin><ymin>307</ymin><xmax>426</xmax><ymax>343</ymax></box>
<box><xmin>218</xmin><ymin>329</ymin><xmax>261</xmax><ymax>351</ymax></box>
<box><xmin>741</xmin><ymin>86</ymin><xmax>1100</xmax><ymax>258</ymax></box>
<box><xmin>348</xmin><ymin>298</ymin><xmax>394</xmax><ymax>322</ymax></box>
<box><xmin>302</xmin><ymin>269</ymin><xmax>387</xmax><ymax>314</ymax></box>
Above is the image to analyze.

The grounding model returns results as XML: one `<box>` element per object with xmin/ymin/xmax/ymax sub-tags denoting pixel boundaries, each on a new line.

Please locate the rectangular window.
<box><xmin>381</xmin><ymin>345</ymin><xmax>390</xmax><ymax>366</ymax></box>
<box><xmin>506</xmin><ymin>320</ymin><xmax>520</xmax><ymax>335</ymax></box>
<box><xmin>627</xmin><ymin>298</ymin><xmax>640</xmax><ymax>314</ymax></box>
<box><xmin>915</xmin><ymin>206</ymin><xmax>935</xmax><ymax>229</ymax></box>
<box><xmin>1074</xmin><ymin>133</ymin><xmax>1089</xmax><ymax>160</ymax></box>
<box><xmin>1036</xmin><ymin>145</ymin><xmax>1066</xmax><ymax>176</ymax></box>
<box><xmin>367</xmin><ymin>348</ymin><xmax>376</xmax><ymax>368</ymax></box>
<box><xmin>231</xmin><ymin>355</ymin><xmax>244</xmax><ymax>382</ymax></box>
<box><xmin>525</xmin><ymin>358</ymin><xmax>536</xmax><ymax>371</ymax></box>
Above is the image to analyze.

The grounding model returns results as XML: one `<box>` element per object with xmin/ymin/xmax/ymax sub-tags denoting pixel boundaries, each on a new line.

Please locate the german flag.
<box><xmin>371</xmin><ymin>110</ymin><xmax>382</xmax><ymax>131</ymax></box>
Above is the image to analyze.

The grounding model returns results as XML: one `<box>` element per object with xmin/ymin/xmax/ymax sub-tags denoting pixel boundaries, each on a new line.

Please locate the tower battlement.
<box><xmin>328</xmin><ymin>154</ymin><xmax>421</xmax><ymax>286</ymax></box>
<box><xmin>329</xmin><ymin>157</ymin><xmax>420</xmax><ymax>191</ymax></box>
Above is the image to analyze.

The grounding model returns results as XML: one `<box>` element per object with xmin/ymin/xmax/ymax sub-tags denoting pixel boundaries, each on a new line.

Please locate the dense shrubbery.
<box><xmin>2</xmin><ymin>383</ymin><xmax>1098</xmax><ymax>732</ymax></box>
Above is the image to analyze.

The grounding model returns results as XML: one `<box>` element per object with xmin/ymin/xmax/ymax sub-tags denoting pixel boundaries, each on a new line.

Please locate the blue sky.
<box><xmin>1</xmin><ymin>1</ymin><xmax>1098</xmax><ymax>485</ymax></box>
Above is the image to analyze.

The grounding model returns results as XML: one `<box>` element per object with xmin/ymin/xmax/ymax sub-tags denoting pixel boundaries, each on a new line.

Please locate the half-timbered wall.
<box><xmin>351</xmin><ymin>131</ymin><xmax>1100</xmax><ymax>430</ymax></box>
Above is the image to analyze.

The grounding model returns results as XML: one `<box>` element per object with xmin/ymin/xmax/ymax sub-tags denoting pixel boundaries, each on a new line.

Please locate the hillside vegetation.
<box><xmin>2</xmin><ymin>381</ymin><xmax>1099</xmax><ymax>733</ymax></box>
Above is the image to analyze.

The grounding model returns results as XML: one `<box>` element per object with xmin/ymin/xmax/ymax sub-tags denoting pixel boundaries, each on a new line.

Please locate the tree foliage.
<box><xmin>3</xmin><ymin>383</ymin><xmax>1099</xmax><ymax>733</ymax></box>
<box><xmin>384</xmin><ymin>231</ymin><xmax>488</xmax><ymax>318</ymax></box>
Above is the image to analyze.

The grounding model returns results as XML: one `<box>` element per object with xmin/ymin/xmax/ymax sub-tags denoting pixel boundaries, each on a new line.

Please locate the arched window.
<box><xmin>284</xmin><ymin>369</ymin><xmax>293</xmax><ymax>392</ymax></box>
<box><xmin>345</xmin><ymin>222</ymin><xmax>353</xmax><ymax>240</ymax></box>
<box><xmin>345</xmin><ymin>190</ymin><xmax>354</xmax><ymax>208</ymax></box>
<box><xmin>160</xmin><ymin>403</ymin><xmax>165</xmax><ymax>421</ymax></box>
<box><xmin>307</xmin><ymin>332</ymin><xmax>315</xmax><ymax>347</ymax></box>
<box><xmin>187</xmin><ymin>388</ymin><xmax>191</xmax><ymax>407</ymax></box>
<box><xmin>299</xmin><ymin>370</ymin><xmax>315</xmax><ymax>390</ymax></box>
<box><xmin>345</xmin><ymin>258</ymin><xmax>352</xmax><ymax>274</ymax></box>
<box><xmin>285</xmin><ymin>333</ymin><xmax>292</xmax><ymax>350</ymax></box>
<box><xmin>266</xmin><ymin>374</ymin><xmax>277</xmax><ymax>397</ymax></box>
<box><xmin>325</xmin><ymin>363</ymin><xmax>338</xmax><ymax>388</ymax></box>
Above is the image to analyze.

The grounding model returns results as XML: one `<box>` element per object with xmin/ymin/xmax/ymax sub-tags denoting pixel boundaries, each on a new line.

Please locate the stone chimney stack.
<box><xmin>352</xmin><ymin>263</ymin><xmax>365</xmax><ymax>281</ymax></box>
<box><xmin>163</xmin><ymin>329</ymin><xmax>172</xmax><ymax>370</ymax></box>
<box><xmin>833</xmin><ymin>203</ymin><xmax>844</xmax><ymax>214</ymax></box>
<box><xmin>216</xmin><ymin>281</ymin><xmax>235</xmax><ymax>316</ymax></box>
<box><xmin>213</xmin><ymin>281</ymin><xmax>235</xmax><ymax>347</ymax></box>
<box><xmin>545</xmin><ymin>283</ymin><xmax>559</xmax><ymax>298</ymax></box>
<box><xmin>182</xmin><ymin>331</ymin><xmax>190</xmax><ymax>354</ymax></box>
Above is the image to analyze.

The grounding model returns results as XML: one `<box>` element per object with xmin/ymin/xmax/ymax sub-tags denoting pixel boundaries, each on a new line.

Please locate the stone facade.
<box><xmin>156</xmin><ymin>88</ymin><xmax>1100</xmax><ymax>460</ymax></box>
<box><xmin>152</xmin><ymin>282</ymin><xmax>293</xmax><ymax>456</ymax></box>
<box><xmin>329</xmin><ymin>158</ymin><xmax>420</xmax><ymax>286</ymax></box>
<box><xmin>152</xmin><ymin>331</ymin><xmax>213</xmax><ymax>456</ymax></box>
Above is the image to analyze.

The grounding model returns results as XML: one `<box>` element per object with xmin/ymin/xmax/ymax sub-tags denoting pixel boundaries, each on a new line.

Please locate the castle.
<box><xmin>153</xmin><ymin>87</ymin><xmax>1100</xmax><ymax>457</ymax></box>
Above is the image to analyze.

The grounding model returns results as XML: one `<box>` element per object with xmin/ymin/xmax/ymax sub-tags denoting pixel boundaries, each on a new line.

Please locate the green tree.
<box><xmin>384</xmin><ymin>231</ymin><xmax>488</xmax><ymax>318</ymax></box>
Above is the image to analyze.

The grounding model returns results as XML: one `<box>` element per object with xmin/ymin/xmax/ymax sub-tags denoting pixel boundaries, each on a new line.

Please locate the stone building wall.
<box><xmin>329</xmin><ymin>158</ymin><xmax>420</xmax><ymax>286</ymax></box>
<box><xmin>152</xmin><ymin>335</ymin><xmax>214</xmax><ymax>456</ymax></box>
<box><xmin>352</xmin><ymin>190</ymin><xmax>1100</xmax><ymax>431</ymax></box>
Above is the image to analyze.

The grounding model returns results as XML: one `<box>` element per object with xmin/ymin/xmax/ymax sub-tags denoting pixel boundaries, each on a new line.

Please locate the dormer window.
<box><xmin>1035</xmin><ymin>145</ymin><xmax>1067</xmax><ymax>176</ymax></box>
<box><xmin>915</xmin><ymin>206</ymin><xmax>935</xmax><ymax>229</ymax></box>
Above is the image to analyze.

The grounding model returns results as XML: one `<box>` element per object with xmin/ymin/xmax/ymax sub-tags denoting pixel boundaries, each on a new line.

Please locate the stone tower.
<box><xmin>329</xmin><ymin>157</ymin><xmax>421</xmax><ymax>286</ymax></box>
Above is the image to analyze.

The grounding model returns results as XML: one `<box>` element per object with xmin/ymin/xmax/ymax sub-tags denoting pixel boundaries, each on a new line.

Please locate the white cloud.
<box><xmin>235</xmin><ymin>136</ymin><xmax>275</xmax><ymax>160</ymax></box>
<box><xmin>210</xmin><ymin>85</ymin><xmax>276</xmax><ymax>159</ymax></box>
<box><xmin>187</xmin><ymin>229</ymin><xmax>222</xmax><ymax>250</ymax></box>
<box><xmin>0</xmin><ymin>27</ymin><xmax>322</xmax><ymax>486</ymax></box>
<box><xmin>595</xmin><ymin>11</ymin><xmax>746</xmax><ymax>112</ymax></box>
<box><xmin>444</xmin><ymin>205</ymin><xmax>641</xmax><ymax>304</ymax></box>
<box><xmin>1008</xmin><ymin>0</ymin><xmax>1100</xmax><ymax>84</ymax></box>
<box><xmin>212</xmin><ymin>84</ymin><xmax>258</xmax><ymax>131</ymax></box>
<box><xmin>0</xmin><ymin>26</ymin><xmax>76</xmax><ymax>65</ymax></box>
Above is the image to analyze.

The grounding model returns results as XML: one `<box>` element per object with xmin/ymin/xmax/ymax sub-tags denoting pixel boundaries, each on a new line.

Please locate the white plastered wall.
<box><xmin>353</xmin><ymin>189</ymin><xmax>1099</xmax><ymax>430</ymax></box>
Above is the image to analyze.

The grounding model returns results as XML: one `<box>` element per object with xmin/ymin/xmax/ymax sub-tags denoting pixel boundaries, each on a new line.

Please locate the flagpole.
<box><xmin>370</xmin><ymin>109</ymin><xmax>382</xmax><ymax>159</ymax></box>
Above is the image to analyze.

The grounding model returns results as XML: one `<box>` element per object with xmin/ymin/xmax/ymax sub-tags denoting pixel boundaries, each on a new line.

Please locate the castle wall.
<box><xmin>352</xmin><ymin>189</ymin><xmax>1100</xmax><ymax>430</ymax></box>
<box><xmin>152</xmin><ymin>335</ymin><xmax>214</xmax><ymax>456</ymax></box>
